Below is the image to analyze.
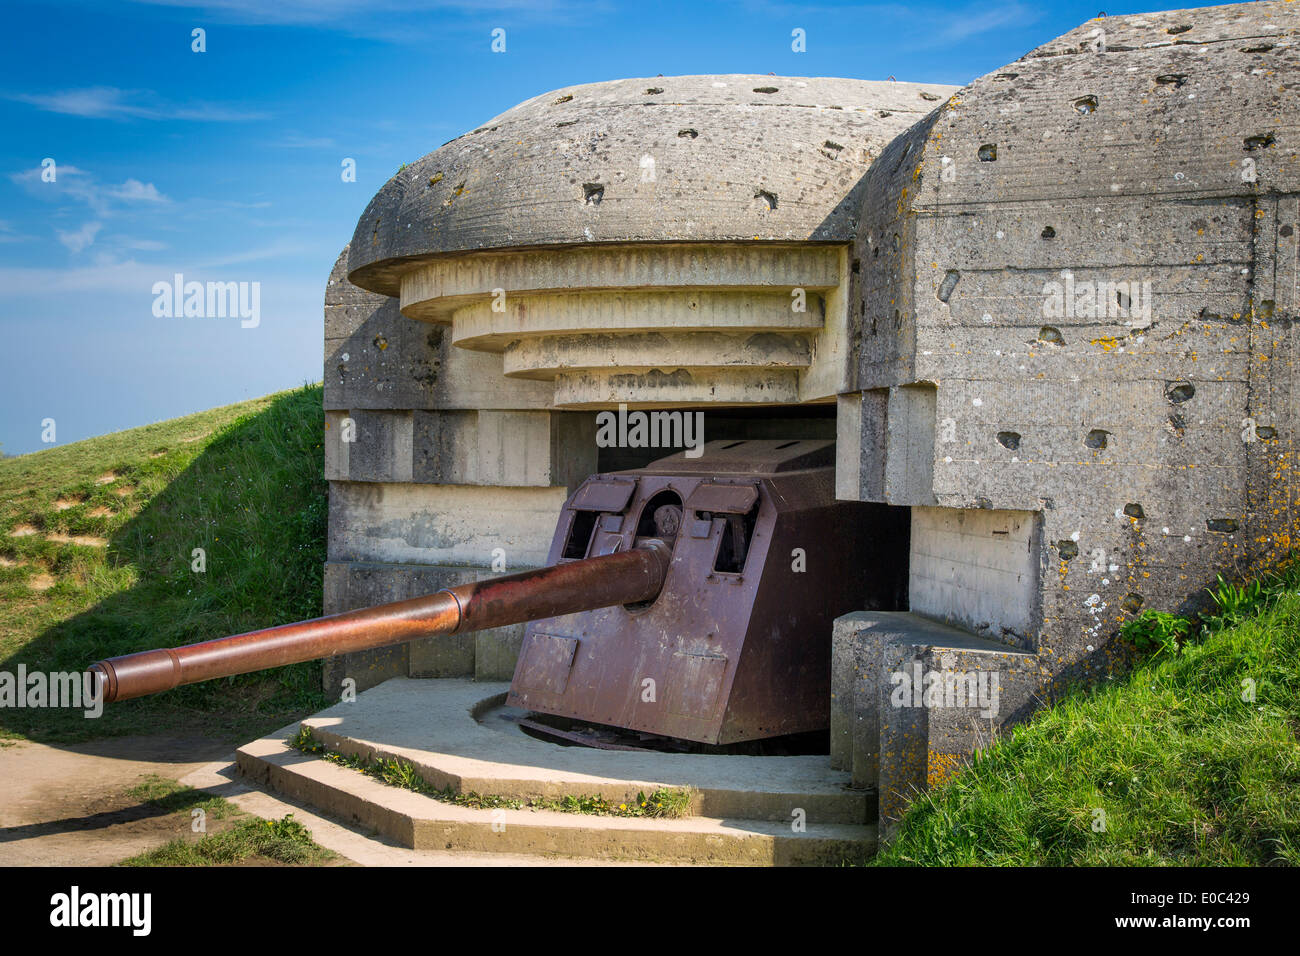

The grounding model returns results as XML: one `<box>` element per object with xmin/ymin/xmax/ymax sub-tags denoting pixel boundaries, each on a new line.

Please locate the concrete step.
<box><xmin>181</xmin><ymin>761</ymin><xmax>676</xmax><ymax>867</ymax></box>
<box><xmin>281</xmin><ymin>678</ymin><xmax>873</xmax><ymax>825</ymax></box>
<box><xmin>237</xmin><ymin>733</ymin><xmax>876</xmax><ymax>866</ymax></box>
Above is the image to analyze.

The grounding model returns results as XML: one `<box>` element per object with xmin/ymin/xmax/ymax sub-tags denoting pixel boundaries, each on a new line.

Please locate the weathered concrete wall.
<box><xmin>909</xmin><ymin>507</ymin><xmax>1040</xmax><ymax>648</ymax></box>
<box><xmin>322</xmin><ymin>247</ymin><xmax>590</xmax><ymax>689</ymax></box>
<box><xmin>842</xmin><ymin>1</ymin><xmax>1300</xmax><ymax>699</ymax></box>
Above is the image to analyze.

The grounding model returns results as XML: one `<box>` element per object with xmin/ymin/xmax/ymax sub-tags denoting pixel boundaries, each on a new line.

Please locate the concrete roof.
<box><xmin>346</xmin><ymin>74</ymin><xmax>959</xmax><ymax>295</ymax></box>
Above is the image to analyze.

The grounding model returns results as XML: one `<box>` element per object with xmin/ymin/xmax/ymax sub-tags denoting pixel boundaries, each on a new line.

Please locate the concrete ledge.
<box><xmin>234</xmin><ymin>679</ymin><xmax>877</xmax><ymax>865</ymax></box>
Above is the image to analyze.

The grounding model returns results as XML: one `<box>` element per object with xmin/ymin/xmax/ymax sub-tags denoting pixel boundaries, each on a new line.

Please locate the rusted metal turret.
<box><xmin>90</xmin><ymin>440</ymin><xmax>908</xmax><ymax>745</ymax></box>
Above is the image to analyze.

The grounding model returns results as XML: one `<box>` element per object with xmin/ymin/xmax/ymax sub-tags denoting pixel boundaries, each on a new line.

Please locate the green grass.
<box><xmin>117</xmin><ymin>774</ymin><xmax>339</xmax><ymax>866</ymax></box>
<box><xmin>126</xmin><ymin>773</ymin><xmax>240</xmax><ymax>821</ymax></box>
<box><xmin>119</xmin><ymin>815</ymin><xmax>338</xmax><ymax>866</ymax></box>
<box><xmin>288</xmin><ymin>724</ymin><xmax>694</xmax><ymax>818</ymax></box>
<box><xmin>875</xmin><ymin>564</ymin><xmax>1300</xmax><ymax>866</ymax></box>
<box><xmin>0</xmin><ymin>385</ymin><xmax>331</xmax><ymax>743</ymax></box>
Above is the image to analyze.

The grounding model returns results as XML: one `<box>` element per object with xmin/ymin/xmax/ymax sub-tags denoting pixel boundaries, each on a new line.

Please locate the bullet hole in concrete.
<box><xmin>556</xmin><ymin>120</ymin><xmax>577</xmax><ymax>128</ymax></box>
<box><xmin>754</xmin><ymin>189</ymin><xmax>778</xmax><ymax>210</ymax></box>
<box><xmin>1116</xmin><ymin>289</ymin><xmax>1131</xmax><ymax>311</ymax></box>
<box><xmin>1206</xmin><ymin>518</ymin><xmax>1239</xmax><ymax>534</ymax></box>
<box><xmin>1257</xmin><ymin>425</ymin><xmax>1277</xmax><ymax>440</ymax></box>
<box><xmin>1039</xmin><ymin>325</ymin><xmax>1065</xmax><ymax>345</ymax></box>
<box><xmin>1259</xmin><ymin>300</ymin><xmax>1276</xmax><ymax>318</ymax></box>
<box><xmin>553</xmin><ymin>94</ymin><xmax>573</xmax><ymax>104</ymax></box>
<box><xmin>1121</xmin><ymin>593</ymin><xmax>1145</xmax><ymax>614</ymax></box>
<box><xmin>1167</xmin><ymin>413</ymin><xmax>1186</xmax><ymax>437</ymax></box>
<box><xmin>851</xmin><ymin>258</ymin><xmax>861</xmax><ymax>274</ymax></box>
<box><xmin>822</xmin><ymin>140</ymin><xmax>845</xmax><ymax>159</ymax></box>
<box><xmin>974</xmin><ymin>497</ymin><xmax>993</xmax><ymax>510</ymax></box>
<box><xmin>644</xmin><ymin>87</ymin><xmax>664</xmax><ymax>95</ymax></box>
<box><xmin>937</xmin><ymin>269</ymin><xmax>960</xmax><ymax>303</ymax></box>
<box><xmin>1241</xmin><ymin>43</ymin><xmax>1274</xmax><ymax>53</ymax></box>
<box><xmin>1123</xmin><ymin>503</ymin><xmax>1145</xmax><ymax>520</ymax></box>
<box><xmin>442</xmin><ymin>181</ymin><xmax>465</xmax><ymax>207</ymax></box>
<box><xmin>1166</xmin><ymin>24</ymin><xmax>1191</xmax><ymax>34</ymax></box>
<box><xmin>1165</xmin><ymin>381</ymin><xmax>1195</xmax><ymax>403</ymax></box>
<box><xmin>1197</xmin><ymin>306</ymin><xmax>1232</xmax><ymax>324</ymax></box>
<box><xmin>919</xmin><ymin>91</ymin><xmax>940</xmax><ymax>101</ymax></box>
<box><xmin>1073</xmin><ymin>95</ymin><xmax>1099</xmax><ymax>114</ymax></box>
<box><xmin>373</xmin><ymin>335</ymin><xmax>389</xmax><ymax>352</ymax></box>
<box><xmin>1281</xmin><ymin>225</ymin><xmax>1294</xmax><ymax>237</ymax></box>
<box><xmin>1155</xmin><ymin>73</ymin><xmax>1189</xmax><ymax>88</ymax></box>
<box><xmin>1041</xmin><ymin>226</ymin><xmax>1056</xmax><ymax>239</ymax></box>
<box><xmin>1085</xmin><ymin>429</ymin><xmax>1110</xmax><ymax>449</ymax></box>
<box><xmin>977</xmin><ymin>144</ymin><xmax>998</xmax><ymax>162</ymax></box>
<box><xmin>427</xmin><ymin>172</ymin><xmax>443</xmax><ymax>186</ymax></box>
<box><xmin>583</xmin><ymin>183</ymin><xmax>605</xmax><ymax>205</ymax></box>
<box><xmin>997</xmin><ymin>431</ymin><xmax>1021</xmax><ymax>450</ymax></box>
<box><xmin>753</xmin><ymin>86</ymin><xmax>779</xmax><ymax>94</ymax></box>
<box><xmin>1057</xmin><ymin>540</ymin><xmax>1079</xmax><ymax>561</ymax></box>
<box><xmin>1244</xmin><ymin>133</ymin><xmax>1275</xmax><ymax>151</ymax></box>
<box><xmin>677</xmin><ymin>128</ymin><xmax>699</xmax><ymax>139</ymax></box>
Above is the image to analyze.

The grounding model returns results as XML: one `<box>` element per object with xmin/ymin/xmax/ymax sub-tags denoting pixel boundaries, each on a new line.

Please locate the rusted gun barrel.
<box><xmin>89</xmin><ymin>541</ymin><xmax>671</xmax><ymax>703</ymax></box>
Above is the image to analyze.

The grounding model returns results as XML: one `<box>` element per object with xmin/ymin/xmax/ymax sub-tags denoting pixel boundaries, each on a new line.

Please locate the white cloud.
<box><xmin>57</xmin><ymin>221</ymin><xmax>103</xmax><ymax>253</ymax></box>
<box><xmin>11</xmin><ymin>165</ymin><xmax>170</xmax><ymax>216</ymax></box>
<box><xmin>109</xmin><ymin>179</ymin><xmax>168</xmax><ymax>202</ymax></box>
<box><xmin>5</xmin><ymin>86</ymin><xmax>268</xmax><ymax>122</ymax></box>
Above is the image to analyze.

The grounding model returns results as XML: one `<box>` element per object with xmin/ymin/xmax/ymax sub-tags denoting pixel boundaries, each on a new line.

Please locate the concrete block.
<box><xmin>327</xmin><ymin>409</ymin><xmax>597</xmax><ymax>489</ymax></box>
<box><xmin>860</xmin><ymin>613</ymin><xmax>1043</xmax><ymax>840</ymax></box>
<box><xmin>831</xmin><ymin>612</ymin><xmax>874</xmax><ymax>771</ymax></box>
<box><xmin>833</xmin><ymin>611</ymin><xmax>1047</xmax><ymax>834</ymax></box>
<box><xmin>327</xmin><ymin>481</ymin><xmax>567</xmax><ymax>568</ymax></box>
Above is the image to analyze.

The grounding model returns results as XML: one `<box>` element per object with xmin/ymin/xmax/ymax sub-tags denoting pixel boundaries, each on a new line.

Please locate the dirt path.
<box><xmin>0</xmin><ymin>736</ymin><xmax>662</xmax><ymax>866</ymax></box>
<box><xmin>0</xmin><ymin>735</ymin><xmax>230</xmax><ymax>865</ymax></box>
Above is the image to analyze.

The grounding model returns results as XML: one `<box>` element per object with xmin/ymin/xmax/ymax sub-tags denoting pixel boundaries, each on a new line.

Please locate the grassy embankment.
<box><xmin>0</xmin><ymin>385</ymin><xmax>331</xmax><ymax>744</ymax></box>
<box><xmin>876</xmin><ymin>565</ymin><xmax>1300</xmax><ymax>866</ymax></box>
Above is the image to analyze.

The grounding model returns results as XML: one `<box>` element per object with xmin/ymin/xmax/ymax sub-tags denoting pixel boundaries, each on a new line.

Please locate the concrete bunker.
<box><xmin>312</xmin><ymin>1</ymin><xmax>1297</xmax><ymax>829</ymax></box>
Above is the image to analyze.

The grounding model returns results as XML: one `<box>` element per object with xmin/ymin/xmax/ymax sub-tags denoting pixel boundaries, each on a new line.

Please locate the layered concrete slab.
<box><xmin>347</xmin><ymin>76</ymin><xmax>959</xmax><ymax>294</ymax></box>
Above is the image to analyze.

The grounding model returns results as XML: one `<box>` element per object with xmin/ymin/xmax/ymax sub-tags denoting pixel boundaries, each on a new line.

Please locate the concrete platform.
<box><xmin>236</xmin><ymin>678</ymin><xmax>876</xmax><ymax>865</ymax></box>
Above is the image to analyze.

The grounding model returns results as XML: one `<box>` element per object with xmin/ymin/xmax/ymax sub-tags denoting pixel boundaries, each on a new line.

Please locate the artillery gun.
<box><xmin>90</xmin><ymin>440</ymin><xmax>906</xmax><ymax>746</ymax></box>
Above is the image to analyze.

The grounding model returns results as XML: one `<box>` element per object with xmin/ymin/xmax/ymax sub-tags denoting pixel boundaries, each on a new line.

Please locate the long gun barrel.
<box><xmin>89</xmin><ymin>540</ymin><xmax>671</xmax><ymax>703</ymax></box>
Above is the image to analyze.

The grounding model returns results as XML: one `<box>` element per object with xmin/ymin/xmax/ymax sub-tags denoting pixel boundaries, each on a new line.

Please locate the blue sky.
<box><xmin>0</xmin><ymin>0</ymin><xmax>1222</xmax><ymax>455</ymax></box>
